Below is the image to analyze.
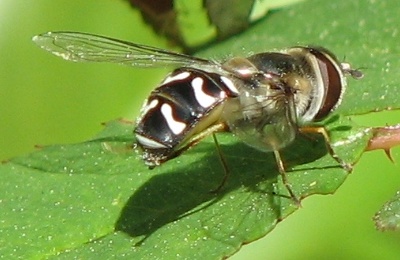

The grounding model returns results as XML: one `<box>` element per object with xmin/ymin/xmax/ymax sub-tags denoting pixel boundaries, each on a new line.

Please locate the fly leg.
<box><xmin>161</xmin><ymin>122</ymin><xmax>227</xmax><ymax>166</ymax></box>
<box><xmin>168</xmin><ymin>122</ymin><xmax>230</xmax><ymax>193</ymax></box>
<box><xmin>299</xmin><ymin>126</ymin><xmax>352</xmax><ymax>172</ymax></box>
<box><xmin>273</xmin><ymin>150</ymin><xmax>301</xmax><ymax>206</ymax></box>
<box><xmin>210</xmin><ymin>133</ymin><xmax>230</xmax><ymax>193</ymax></box>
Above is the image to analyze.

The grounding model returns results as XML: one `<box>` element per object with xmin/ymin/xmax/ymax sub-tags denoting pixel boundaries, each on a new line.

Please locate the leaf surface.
<box><xmin>2</xmin><ymin>0</ymin><xmax>400</xmax><ymax>259</ymax></box>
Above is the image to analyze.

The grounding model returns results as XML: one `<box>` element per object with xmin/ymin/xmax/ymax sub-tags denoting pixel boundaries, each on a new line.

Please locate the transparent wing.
<box><xmin>32</xmin><ymin>31</ymin><xmax>218</xmax><ymax>68</ymax></box>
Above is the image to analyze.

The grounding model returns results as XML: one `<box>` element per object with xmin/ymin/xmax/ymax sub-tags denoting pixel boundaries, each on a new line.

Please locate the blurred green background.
<box><xmin>1</xmin><ymin>1</ymin><xmax>400</xmax><ymax>259</ymax></box>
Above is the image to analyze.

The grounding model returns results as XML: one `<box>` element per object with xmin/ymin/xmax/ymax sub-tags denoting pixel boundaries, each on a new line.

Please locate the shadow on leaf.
<box><xmin>115</xmin><ymin>134</ymin><xmax>328</xmax><ymax>242</ymax></box>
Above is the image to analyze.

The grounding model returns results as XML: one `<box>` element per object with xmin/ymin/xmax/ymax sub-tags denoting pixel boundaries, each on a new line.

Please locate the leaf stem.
<box><xmin>366</xmin><ymin>124</ymin><xmax>400</xmax><ymax>162</ymax></box>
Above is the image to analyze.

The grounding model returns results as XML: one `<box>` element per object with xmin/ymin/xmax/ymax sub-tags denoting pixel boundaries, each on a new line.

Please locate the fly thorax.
<box><xmin>223</xmin><ymin>80</ymin><xmax>297</xmax><ymax>152</ymax></box>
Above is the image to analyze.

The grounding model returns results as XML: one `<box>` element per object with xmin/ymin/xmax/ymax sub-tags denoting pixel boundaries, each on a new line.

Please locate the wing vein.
<box><xmin>32</xmin><ymin>31</ymin><xmax>218</xmax><ymax>68</ymax></box>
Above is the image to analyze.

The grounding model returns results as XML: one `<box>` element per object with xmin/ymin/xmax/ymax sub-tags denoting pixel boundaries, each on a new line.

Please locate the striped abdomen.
<box><xmin>134</xmin><ymin>67</ymin><xmax>238</xmax><ymax>167</ymax></box>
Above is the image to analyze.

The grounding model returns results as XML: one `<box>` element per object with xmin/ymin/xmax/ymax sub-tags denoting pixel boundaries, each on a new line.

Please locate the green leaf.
<box><xmin>374</xmin><ymin>191</ymin><xmax>400</xmax><ymax>231</ymax></box>
<box><xmin>2</xmin><ymin>0</ymin><xmax>400</xmax><ymax>259</ymax></box>
<box><xmin>1</xmin><ymin>118</ymin><xmax>371</xmax><ymax>259</ymax></box>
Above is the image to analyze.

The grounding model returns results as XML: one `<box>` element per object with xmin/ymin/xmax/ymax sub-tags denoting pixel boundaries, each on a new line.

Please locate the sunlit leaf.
<box><xmin>2</xmin><ymin>0</ymin><xmax>400</xmax><ymax>259</ymax></box>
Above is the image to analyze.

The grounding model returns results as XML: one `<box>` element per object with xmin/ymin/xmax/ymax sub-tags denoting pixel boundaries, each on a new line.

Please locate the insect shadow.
<box><xmin>115</xmin><ymin>134</ymin><xmax>329</xmax><ymax>242</ymax></box>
